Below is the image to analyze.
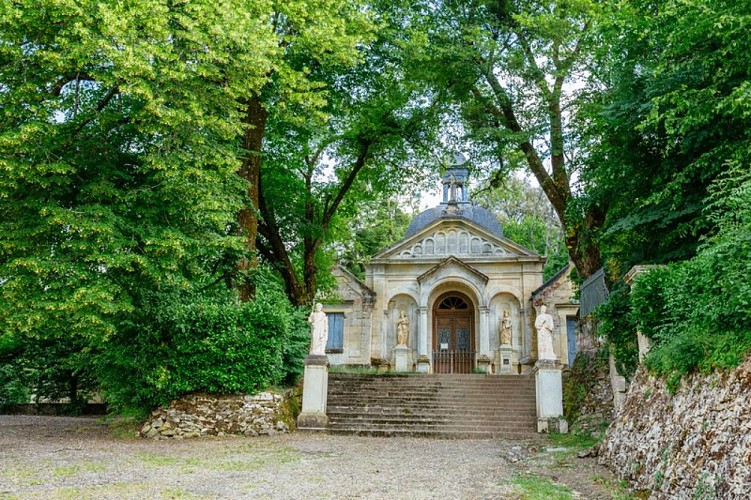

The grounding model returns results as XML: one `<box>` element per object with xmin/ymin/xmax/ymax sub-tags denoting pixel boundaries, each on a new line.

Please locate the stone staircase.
<box><xmin>326</xmin><ymin>373</ymin><xmax>539</xmax><ymax>439</ymax></box>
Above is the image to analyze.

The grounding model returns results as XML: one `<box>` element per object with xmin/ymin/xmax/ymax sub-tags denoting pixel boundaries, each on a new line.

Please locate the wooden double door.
<box><xmin>432</xmin><ymin>293</ymin><xmax>475</xmax><ymax>374</ymax></box>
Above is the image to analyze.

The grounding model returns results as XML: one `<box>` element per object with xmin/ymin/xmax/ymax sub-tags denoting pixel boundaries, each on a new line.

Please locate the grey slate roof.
<box><xmin>405</xmin><ymin>203</ymin><xmax>503</xmax><ymax>238</ymax></box>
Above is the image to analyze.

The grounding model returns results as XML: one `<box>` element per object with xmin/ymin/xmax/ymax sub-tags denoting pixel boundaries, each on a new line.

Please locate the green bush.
<box><xmin>626</xmin><ymin>166</ymin><xmax>751</xmax><ymax>388</ymax></box>
<box><xmin>98</xmin><ymin>286</ymin><xmax>308</xmax><ymax>416</ymax></box>
<box><xmin>0</xmin><ymin>329</ymin><xmax>98</xmax><ymax>412</ymax></box>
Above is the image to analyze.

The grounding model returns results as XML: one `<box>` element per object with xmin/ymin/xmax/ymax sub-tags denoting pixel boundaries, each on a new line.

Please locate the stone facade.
<box><xmin>325</xmin><ymin>165</ymin><xmax>579</xmax><ymax>375</ymax></box>
<box><xmin>140</xmin><ymin>391</ymin><xmax>297</xmax><ymax>439</ymax></box>
<box><xmin>599</xmin><ymin>359</ymin><xmax>751</xmax><ymax>498</ymax></box>
<box><xmin>321</xmin><ymin>266</ymin><xmax>374</xmax><ymax>366</ymax></box>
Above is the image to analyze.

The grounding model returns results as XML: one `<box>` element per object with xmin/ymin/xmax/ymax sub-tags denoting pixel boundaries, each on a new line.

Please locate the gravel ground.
<box><xmin>0</xmin><ymin>415</ymin><xmax>627</xmax><ymax>499</ymax></box>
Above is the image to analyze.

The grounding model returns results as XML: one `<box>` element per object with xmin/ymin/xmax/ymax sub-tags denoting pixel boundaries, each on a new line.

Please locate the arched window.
<box><xmin>437</xmin><ymin>296</ymin><xmax>469</xmax><ymax>310</ymax></box>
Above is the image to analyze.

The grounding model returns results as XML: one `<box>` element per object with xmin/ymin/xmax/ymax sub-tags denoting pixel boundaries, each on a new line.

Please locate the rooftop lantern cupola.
<box><xmin>442</xmin><ymin>153</ymin><xmax>470</xmax><ymax>205</ymax></box>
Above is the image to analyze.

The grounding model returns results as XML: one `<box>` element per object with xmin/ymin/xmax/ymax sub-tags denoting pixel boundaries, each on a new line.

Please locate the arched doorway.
<box><xmin>432</xmin><ymin>292</ymin><xmax>475</xmax><ymax>373</ymax></box>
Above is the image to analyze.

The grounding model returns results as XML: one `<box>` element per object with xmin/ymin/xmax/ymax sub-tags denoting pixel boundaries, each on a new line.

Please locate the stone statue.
<box><xmin>499</xmin><ymin>309</ymin><xmax>512</xmax><ymax>346</ymax></box>
<box><xmin>308</xmin><ymin>303</ymin><xmax>328</xmax><ymax>356</ymax></box>
<box><xmin>396</xmin><ymin>310</ymin><xmax>410</xmax><ymax>346</ymax></box>
<box><xmin>535</xmin><ymin>305</ymin><xmax>556</xmax><ymax>361</ymax></box>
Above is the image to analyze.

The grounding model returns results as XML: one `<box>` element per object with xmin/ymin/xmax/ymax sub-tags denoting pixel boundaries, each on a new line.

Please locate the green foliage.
<box><xmin>474</xmin><ymin>176</ymin><xmax>569</xmax><ymax>280</ymax></box>
<box><xmin>0</xmin><ymin>335</ymin><xmax>30</xmax><ymax>409</ymax></box>
<box><xmin>547</xmin><ymin>432</ymin><xmax>601</xmax><ymax>451</ymax></box>
<box><xmin>610</xmin><ymin>166</ymin><xmax>751</xmax><ymax>388</ymax></box>
<box><xmin>98</xmin><ymin>282</ymin><xmax>308</xmax><ymax>415</ymax></box>
<box><xmin>596</xmin><ymin>282</ymin><xmax>639</xmax><ymax>379</ymax></box>
<box><xmin>580</xmin><ymin>0</ymin><xmax>751</xmax><ymax>275</ymax></box>
<box><xmin>0</xmin><ymin>0</ymin><xmax>265</xmax><ymax>407</ymax></box>
<box><xmin>338</xmin><ymin>199</ymin><xmax>411</xmax><ymax>278</ymax></box>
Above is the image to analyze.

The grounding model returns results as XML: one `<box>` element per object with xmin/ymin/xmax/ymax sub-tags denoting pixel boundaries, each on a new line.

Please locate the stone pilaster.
<box><xmin>479</xmin><ymin>306</ymin><xmax>490</xmax><ymax>358</ymax></box>
<box><xmin>417</xmin><ymin>306</ymin><xmax>429</xmax><ymax>372</ymax></box>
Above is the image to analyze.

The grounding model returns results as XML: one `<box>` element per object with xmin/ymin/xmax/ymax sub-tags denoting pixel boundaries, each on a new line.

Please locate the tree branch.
<box><xmin>321</xmin><ymin>140</ymin><xmax>372</xmax><ymax>228</ymax></box>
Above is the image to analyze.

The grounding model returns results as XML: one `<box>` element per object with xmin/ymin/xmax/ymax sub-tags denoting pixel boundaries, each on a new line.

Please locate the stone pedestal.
<box><xmin>297</xmin><ymin>355</ymin><xmax>329</xmax><ymax>430</ymax></box>
<box><xmin>533</xmin><ymin>360</ymin><xmax>568</xmax><ymax>433</ymax></box>
<box><xmin>497</xmin><ymin>346</ymin><xmax>514</xmax><ymax>374</ymax></box>
<box><xmin>416</xmin><ymin>355</ymin><xmax>430</xmax><ymax>373</ymax></box>
<box><xmin>477</xmin><ymin>355</ymin><xmax>492</xmax><ymax>374</ymax></box>
<box><xmin>393</xmin><ymin>346</ymin><xmax>411</xmax><ymax>372</ymax></box>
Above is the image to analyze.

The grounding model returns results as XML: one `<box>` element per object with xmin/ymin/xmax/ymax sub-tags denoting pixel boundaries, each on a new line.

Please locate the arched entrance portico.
<box><xmin>432</xmin><ymin>291</ymin><xmax>475</xmax><ymax>373</ymax></box>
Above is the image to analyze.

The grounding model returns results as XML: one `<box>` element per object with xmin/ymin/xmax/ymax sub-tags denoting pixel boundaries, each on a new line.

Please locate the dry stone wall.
<box><xmin>599</xmin><ymin>357</ymin><xmax>751</xmax><ymax>498</ymax></box>
<box><xmin>140</xmin><ymin>391</ymin><xmax>298</xmax><ymax>439</ymax></box>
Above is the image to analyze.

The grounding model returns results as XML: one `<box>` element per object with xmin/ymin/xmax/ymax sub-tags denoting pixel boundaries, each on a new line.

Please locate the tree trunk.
<box><xmin>236</xmin><ymin>96</ymin><xmax>268</xmax><ymax>302</ymax></box>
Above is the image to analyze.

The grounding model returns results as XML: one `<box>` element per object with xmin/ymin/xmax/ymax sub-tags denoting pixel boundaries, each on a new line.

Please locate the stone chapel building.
<box><xmin>322</xmin><ymin>161</ymin><xmax>579</xmax><ymax>374</ymax></box>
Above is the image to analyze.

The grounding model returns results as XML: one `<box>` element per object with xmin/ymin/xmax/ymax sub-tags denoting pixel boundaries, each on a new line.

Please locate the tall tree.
<box><xmin>0</xmin><ymin>0</ymin><xmax>276</xmax><ymax>398</ymax></box>
<box><xmin>579</xmin><ymin>0</ymin><xmax>751</xmax><ymax>276</ymax></box>
<box><xmin>233</xmin><ymin>1</ymin><xmax>377</xmax><ymax>301</ymax></box>
<box><xmin>242</xmin><ymin>2</ymin><xmax>440</xmax><ymax>306</ymax></box>
<box><xmin>403</xmin><ymin>0</ymin><xmax>605</xmax><ymax>278</ymax></box>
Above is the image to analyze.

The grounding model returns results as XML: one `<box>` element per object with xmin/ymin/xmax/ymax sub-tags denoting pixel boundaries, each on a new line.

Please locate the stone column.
<box><xmin>297</xmin><ymin>355</ymin><xmax>329</xmax><ymax>430</ymax></box>
<box><xmin>533</xmin><ymin>360</ymin><xmax>568</xmax><ymax>433</ymax></box>
<box><xmin>477</xmin><ymin>306</ymin><xmax>492</xmax><ymax>373</ymax></box>
<box><xmin>416</xmin><ymin>306</ymin><xmax>430</xmax><ymax>373</ymax></box>
<box><xmin>478</xmin><ymin>306</ymin><xmax>490</xmax><ymax>357</ymax></box>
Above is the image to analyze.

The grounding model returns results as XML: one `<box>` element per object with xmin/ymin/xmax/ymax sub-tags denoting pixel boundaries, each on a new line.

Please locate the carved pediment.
<box><xmin>377</xmin><ymin>220</ymin><xmax>536</xmax><ymax>260</ymax></box>
<box><xmin>418</xmin><ymin>256</ymin><xmax>489</xmax><ymax>285</ymax></box>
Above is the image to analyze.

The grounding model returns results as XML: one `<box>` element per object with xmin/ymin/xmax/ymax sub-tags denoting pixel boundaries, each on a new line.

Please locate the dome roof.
<box><xmin>405</xmin><ymin>203</ymin><xmax>503</xmax><ymax>238</ymax></box>
<box><xmin>405</xmin><ymin>162</ymin><xmax>502</xmax><ymax>238</ymax></box>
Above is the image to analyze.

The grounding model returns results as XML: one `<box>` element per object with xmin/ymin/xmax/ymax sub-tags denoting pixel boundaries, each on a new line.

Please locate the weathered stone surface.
<box><xmin>140</xmin><ymin>390</ymin><xmax>299</xmax><ymax>440</ymax></box>
<box><xmin>599</xmin><ymin>357</ymin><xmax>751</xmax><ymax>498</ymax></box>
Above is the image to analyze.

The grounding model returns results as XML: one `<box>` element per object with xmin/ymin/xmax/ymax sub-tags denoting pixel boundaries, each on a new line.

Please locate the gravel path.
<box><xmin>0</xmin><ymin>416</ymin><xmax>625</xmax><ymax>499</ymax></box>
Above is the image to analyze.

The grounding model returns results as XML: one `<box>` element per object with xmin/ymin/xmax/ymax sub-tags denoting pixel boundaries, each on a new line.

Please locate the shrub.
<box><xmin>98</xmin><ymin>286</ymin><xmax>308</xmax><ymax>416</ymax></box>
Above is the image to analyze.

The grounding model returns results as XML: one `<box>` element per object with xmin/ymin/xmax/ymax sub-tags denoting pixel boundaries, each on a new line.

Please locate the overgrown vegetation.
<box><xmin>510</xmin><ymin>474</ymin><xmax>574</xmax><ymax>500</ymax></box>
<box><xmin>596</xmin><ymin>283</ymin><xmax>639</xmax><ymax>379</ymax></box>
<box><xmin>586</xmin><ymin>0</ymin><xmax>751</xmax><ymax>387</ymax></box>
<box><xmin>1</xmin><ymin>269</ymin><xmax>309</xmax><ymax>416</ymax></box>
<box><xmin>596</xmin><ymin>167</ymin><xmax>751</xmax><ymax>390</ymax></box>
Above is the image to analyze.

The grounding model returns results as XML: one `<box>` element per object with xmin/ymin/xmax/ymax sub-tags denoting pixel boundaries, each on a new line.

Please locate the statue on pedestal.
<box><xmin>535</xmin><ymin>305</ymin><xmax>556</xmax><ymax>361</ymax></box>
<box><xmin>396</xmin><ymin>310</ymin><xmax>410</xmax><ymax>346</ymax></box>
<box><xmin>308</xmin><ymin>303</ymin><xmax>328</xmax><ymax>356</ymax></box>
<box><xmin>499</xmin><ymin>309</ymin><xmax>512</xmax><ymax>346</ymax></box>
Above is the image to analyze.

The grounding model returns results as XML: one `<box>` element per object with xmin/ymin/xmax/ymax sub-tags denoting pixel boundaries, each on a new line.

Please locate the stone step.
<box><xmin>327</xmin><ymin>410</ymin><xmax>536</xmax><ymax>419</ymax></box>
<box><xmin>328</xmin><ymin>417</ymin><xmax>537</xmax><ymax>427</ymax></box>
<box><xmin>329</xmin><ymin>391</ymin><xmax>535</xmax><ymax>402</ymax></box>
<box><xmin>328</xmin><ymin>377</ymin><xmax>534</xmax><ymax>386</ymax></box>
<box><xmin>327</xmin><ymin>384</ymin><xmax>536</xmax><ymax>392</ymax></box>
<box><xmin>324</xmin><ymin>373</ymin><xmax>539</xmax><ymax>438</ymax></box>
<box><xmin>326</xmin><ymin>426</ymin><xmax>541</xmax><ymax>440</ymax></box>
<box><xmin>327</xmin><ymin>401</ymin><xmax>537</xmax><ymax>416</ymax></box>
<box><xmin>328</xmin><ymin>380</ymin><xmax>534</xmax><ymax>388</ymax></box>
<box><xmin>327</xmin><ymin>407</ymin><xmax>536</xmax><ymax>416</ymax></box>
<box><xmin>328</xmin><ymin>397</ymin><xmax>535</xmax><ymax>404</ymax></box>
